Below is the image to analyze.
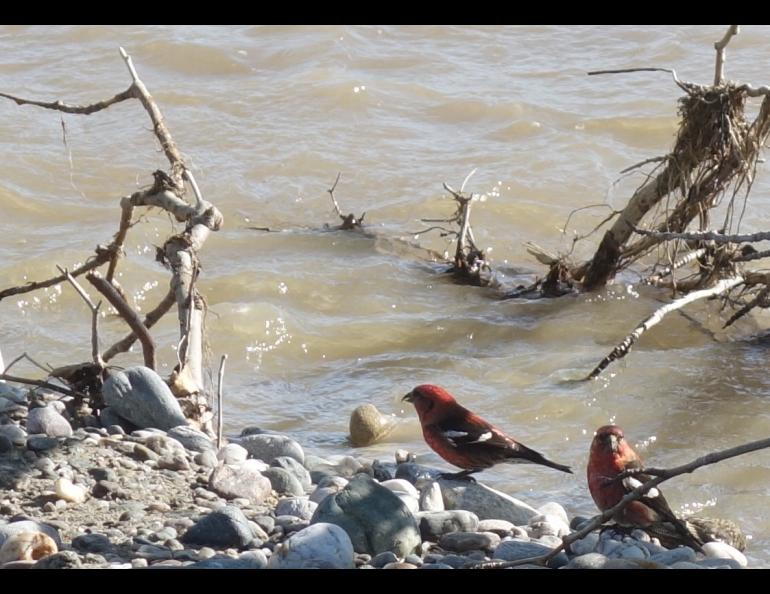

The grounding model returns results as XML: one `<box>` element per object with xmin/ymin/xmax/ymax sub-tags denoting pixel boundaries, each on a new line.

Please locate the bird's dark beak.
<box><xmin>402</xmin><ymin>391</ymin><xmax>414</xmax><ymax>403</ymax></box>
<box><xmin>609</xmin><ymin>434</ymin><xmax>620</xmax><ymax>453</ymax></box>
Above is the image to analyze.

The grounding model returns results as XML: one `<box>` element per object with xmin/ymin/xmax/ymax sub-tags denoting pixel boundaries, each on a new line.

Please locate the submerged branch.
<box><xmin>587</xmin><ymin>276</ymin><xmax>744</xmax><ymax>380</ymax></box>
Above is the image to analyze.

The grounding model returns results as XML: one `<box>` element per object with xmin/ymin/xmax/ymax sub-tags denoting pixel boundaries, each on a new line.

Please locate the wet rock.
<box><xmin>271</xmin><ymin>456</ymin><xmax>312</xmax><ymax>491</ymax></box>
<box><xmin>440</xmin><ymin>480</ymin><xmax>538</xmax><ymax>525</ymax></box>
<box><xmin>439</xmin><ymin>531</ymin><xmax>500</xmax><ymax>552</ymax></box>
<box><xmin>217</xmin><ymin>443</ymin><xmax>248</xmax><ymax>465</ymax></box>
<box><xmin>188</xmin><ymin>556</ymin><xmax>266</xmax><ymax>569</ymax></box>
<box><xmin>0</xmin><ymin>424</ymin><xmax>26</xmax><ymax>447</ymax></box>
<box><xmin>237</xmin><ymin>433</ymin><xmax>304</xmax><ymax>465</ymax></box>
<box><xmin>418</xmin><ymin>480</ymin><xmax>444</xmax><ymax>512</ymax></box>
<box><xmin>99</xmin><ymin>407</ymin><xmax>138</xmax><ymax>433</ymax></box>
<box><xmin>26</xmin><ymin>436</ymin><xmax>58</xmax><ymax>452</ymax></box>
<box><xmin>102</xmin><ymin>367</ymin><xmax>187</xmax><ymax>431</ymax></box>
<box><xmin>33</xmin><ymin>550</ymin><xmax>82</xmax><ymax>569</ymax></box>
<box><xmin>275</xmin><ymin>497</ymin><xmax>318</xmax><ymax>521</ymax></box>
<box><xmin>209</xmin><ymin>463</ymin><xmax>269</xmax><ymax>504</ymax></box>
<box><xmin>54</xmin><ymin>478</ymin><xmax>86</xmax><ymax>503</ymax></box>
<box><xmin>72</xmin><ymin>533</ymin><xmax>112</xmax><ymax>554</ymax></box>
<box><xmin>311</xmin><ymin>473</ymin><xmax>421</xmax><ymax>556</ymax></box>
<box><xmin>493</xmin><ymin>539</ymin><xmax>568</xmax><ymax>568</ymax></box>
<box><xmin>268</xmin><ymin>523</ymin><xmax>355</xmax><ymax>569</ymax></box>
<box><xmin>348</xmin><ymin>403</ymin><xmax>396</xmax><ymax>447</ymax></box>
<box><xmin>0</xmin><ymin>434</ymin><xmax>12</xmax><ymax>453</ymax></box>
<box><xmin>194</xmin><ymin>450</ymin><xmax>218</xmax><ymax>468</ymax></box>
<box><xmin>696</xmin><ymin>557</ymin><xmax>743</xmax><ymax>569</ymax></box>
<box><xmin>395</xmin><ymin>462</ymin><xmax>443</xmax><ymax>484</ymax></box>
<box><xmin>181</xmin><ymin>507</ymin><xmax>253</xmax><ymax>549</ymax></box>
<box><xmin>26</xmin><ymin>406</ymin><xmax>72</xmax><ymax>438</ymax></box>
<box><xmin>568</xmin><ymin>532</ymin><xmax>599</xmax><ymax>556</ymax></box>
<box><xmin>702</xmin><ymin>541</ymin><xmax>747</xmax><ymax>567</ymax></box>
<box><xmin>416</xmin><ymin>510</ymin><xmax>479</xmax><ymax>541</ymax></box>
<box><xmin>263</xmin><ymin>467</ymin><xmax>305</xmax><ymax>496</ymax></box>
<box><xmin>371</xmin><ymin>551</ymin><xmax>399</xmax><ymax>568</ymax></box>
<box><xmin>167</xmin><ymin>426</ymin><xmax>215</xmax><ymax>453</ymax></box>
<box><xmin>477</xmin><ymin>519</ymin><xmax>514</xmax><ymax>537</ymax></box>
<box><xmin>565</xmin><ymin>552</ymin><xmax>609</xmax><ymax>569</ymax></box>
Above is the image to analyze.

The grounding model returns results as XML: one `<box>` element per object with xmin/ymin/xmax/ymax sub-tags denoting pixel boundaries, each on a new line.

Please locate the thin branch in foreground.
<box><xmin>217</xmin><ymin>354</ymin><xmax>227</xmax><ymax>449</ymax></box>
<box><xmin>57</xmin><ymin>265</ymin><xmax>104</xmax><ymax>367</ymax></box>
<box><xmin>0</xmin><ymin>373</ymin><xmax>80</xmax><ymax>398</ymax></box>
<box><xmin>587</xmin><ymin>276</ymin><xmax>744</xmax><ymax>380</ymax></box>
<box><xmin>86</xmin><ymin>271</ymin><xmax>156</xmax><ymax>370</ymax></box>
<box><xmin>102</xmin><ymin>288</ymin><xmax>175</xmax><ymax>363</ymax></box>
<box><xmin>469</xmin><ymin>433</ymin><xmax>770</xmax><ymax>569</ymax></box>
<box><xmin>2</xmin><ymin>352</ymin><xmax>52</xmax><ymax>375</ymax></box>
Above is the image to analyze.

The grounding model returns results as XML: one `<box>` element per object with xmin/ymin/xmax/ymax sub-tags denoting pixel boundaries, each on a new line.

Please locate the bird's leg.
<box><xmin>438</xmin><ymin>469</ymin><xmax>479</xmax><ymax>482</ymax></box>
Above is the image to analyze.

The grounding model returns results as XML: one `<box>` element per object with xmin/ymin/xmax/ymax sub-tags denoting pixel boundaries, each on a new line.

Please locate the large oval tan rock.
<box><xmin>349</xmin><ymin>404</ymin><xmax>396</xmax><ymax>447</ymax></box>
<box><xmin>0</xmin><ymin>532</ymin><xmax>58</xmax><ymax>564</ymax></box>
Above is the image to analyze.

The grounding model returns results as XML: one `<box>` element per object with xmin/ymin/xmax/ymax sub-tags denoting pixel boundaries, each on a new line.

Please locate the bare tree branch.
<box><xmin>217</xmin><ymin>354</ymin><xmax>227</xmax><ymax>449</ymax></box>
<box><xmin>0</xmin><ymin>373</ymin><xmax>80</xmax><ymax>398</ymax></box>
<box><xmin>634</xmin><ymin>227</ymin><xmax>770</xmax><ymax>244</ymax></box>
<box><xmin>57</xmin><ymin>266</ymin><xmax>104</xmax><ymax>367</ymax></box>
<box><xmin>102</xmin><ymin>289</ymin><xmax>175</xmax><ymax>362</ymax></box>
<box><xmin>469</xmin><ymin>433</ymin><xmax>770</xmax><ymax>569</ymax></box>
<box><xmin>587</xmin><ymin>276</ymin><xmax>744</xmax><ymax>379</ymax></box>
<box><xmin>0</xmin><ymin>89</ymin><xmax>134</xmax><ymax>114</ymax></box>
<box><xmin>714</xmin><ymin>25</ymin><xmax>740</xmax><ymax>86</ymax></box>
<box><xmin>0</xmin><ymin>247</ymin><xmax>114</xmax><ymax>302</ymax></box>
<box><xmin>86</xmin><ymin>271</ymin><xmax>155</xmax><ymax>370</ymax></box>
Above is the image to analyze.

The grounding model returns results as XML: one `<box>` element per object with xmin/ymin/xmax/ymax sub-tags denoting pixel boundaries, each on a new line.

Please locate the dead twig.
<box><xmin>57</xmin><ymin>266</ymin><xmax>104</xmax><ymax>367</ymax></box>
<box><xmin>714</xmin><ymin>25</ymin><xmax>740</xmax><ymax>86</ymax></box>
<box><xmin>327</xmin><ymin>172</ymin><xmax>364</xmax><ymax>229</ymax></box>
<box><xmin>469</xmin><ymin>433</ymin><xmax>770</xmax><ymax>569</ymax></box>
<box><xmin>86</xmin><ymin>271</ymin><xmax>155</xmax><ymax>370</ymax></box>
<box><xmin>217</xmin><ymin>354</ymin><xmax>227</xmax><ymax>449</ymax></box>
<box><xmin>587</xmin><ymin>276</ymin><xmax>744</xmax><ymax>379</ymax></box>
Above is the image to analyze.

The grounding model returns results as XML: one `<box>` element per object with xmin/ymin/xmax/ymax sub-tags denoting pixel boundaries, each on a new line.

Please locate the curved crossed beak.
<box><xmin>402</xmin><ymin>391</ymin><xmax>414</xmax><ymax>403</ymax></box>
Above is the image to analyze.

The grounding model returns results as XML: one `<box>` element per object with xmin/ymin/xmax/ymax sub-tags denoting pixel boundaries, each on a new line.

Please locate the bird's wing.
<box><xmin>435</xmin><ymin>413</ymin><xmax>510</xmax><ymax>449</ymax></box>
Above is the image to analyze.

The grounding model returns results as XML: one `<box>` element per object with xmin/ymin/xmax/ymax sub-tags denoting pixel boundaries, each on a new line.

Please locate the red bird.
<box><xmin>402</xmin><ymin>384</ymin><xmax>572</xmax><ymax>479</ymax></box>
<box><xmin>587</xmin><ymin>425</ymin><xmax>702</xmax><ymax>549</ymax></box>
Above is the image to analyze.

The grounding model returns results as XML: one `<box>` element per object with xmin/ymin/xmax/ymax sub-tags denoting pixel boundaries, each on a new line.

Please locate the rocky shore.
<box><xmin>0</xmin><ymin>368</ymin><xmax>749</xmax><ymax>569</ymax></box>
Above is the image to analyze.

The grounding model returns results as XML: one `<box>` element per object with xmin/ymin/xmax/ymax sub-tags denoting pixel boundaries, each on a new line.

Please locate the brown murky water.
<box><xmin>1</xmin><ymin>25</ymin><xmax>770</xmax><ymax>564</ymax></box>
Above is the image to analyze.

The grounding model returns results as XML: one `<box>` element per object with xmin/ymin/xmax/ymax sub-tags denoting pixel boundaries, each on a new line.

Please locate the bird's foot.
<box><xmin>438</xmin><ymin>470</ymin><xmax>478</xmax><ymax>483</ymax></box>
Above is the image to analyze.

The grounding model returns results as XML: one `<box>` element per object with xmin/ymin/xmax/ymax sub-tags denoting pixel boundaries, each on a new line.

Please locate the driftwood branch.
<box><xmin>102</xmin><ymin>288</ymin><xmax>175</xmax><ymax>363</ymax></box>
<box><xmin>119</xmin><ymin>47</ymin><xmax>185</xmax><ymax>185</ymax></box>
<box><xmin>588</xmin><ymin>67</ymin><xmax>688</xmax><ymax>92</ymax></box>
<box><xmin>714</xmin><ymin>25</ymin><xmax>740</xmax><ymax>86</ymax></box>
<box><xmin>723</xmin><ymin>285</ymin><xmax>770</xmax><ymax>328</ymax></box>
<box><xmin>642</xmin><ymin>248</ymin><xmax>708</xmax><ymax>286</ymax></box>
<box><xmin>0</xmin><ymin>247</ymin><xmax>114</xmax><ymax>302</ymax></box>
<box><xmin>0</xmin><ymin>374</ymin><xmax>80</xmax><ymax>398</ymax></box>
<box><xmin>217</xmin><ymin>354</ymin><xmax>227</xmax><ymax>449</ymax></box>
<box><xmin>633</xmin><ymin>227</ymin><xmax>770</xmax><ymax>244</ymax></box>
<box><xmin>57</xmin><ymin>266</ymin><xmax>104</xmax><ymax>367</ymax></box>
<box><xmin>470</xmin><ymin>433</ymin><xmax>770</xmax><ymax>569</ymax></box>
<box><xmin>0</xmin><ymin>89</ymin><xmax>134</xmax><ymax>114</ymax></box>
<box><xmin>587</xmin><ymin>276</ymin><xmax>744</xmax><ymax>379</ymax></box>
<box><xmin>2</xmin><ymin>352</ymin><xmax>52</xmax><ymax>375</ymax></box>
<box><xmin>326</xmin><ymin>172</ymin><xmax>364</xmax><ymax>230</ymax></box>
<box><xmin>86</xmin><ymin>271</ymin><xmax>155</xmax><ymax>369</ymax></box>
